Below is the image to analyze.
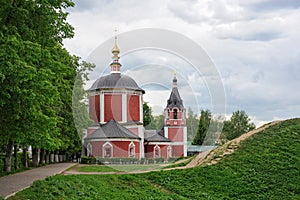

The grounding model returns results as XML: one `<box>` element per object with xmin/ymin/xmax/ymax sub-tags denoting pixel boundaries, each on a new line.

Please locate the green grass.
<box><xmin>76</xmin><ymin>165</ymin><xmax>119</xmax><ymax>172</ymax></box>
<box><xmin>74</xmin><ymin>164</ymin><xmax>165</xmax><ymax>172</ymax></box>
<box><xmin>9</xmin><ymin>118</ymin><xmax>300</xmax><ymax>199</ymax></box>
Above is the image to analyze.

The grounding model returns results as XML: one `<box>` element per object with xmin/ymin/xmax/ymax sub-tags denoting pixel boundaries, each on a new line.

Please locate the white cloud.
<box><xmin>65</xmin><ymin>0</ymin><xmax>300</xmax><ymax>123</ymax></box>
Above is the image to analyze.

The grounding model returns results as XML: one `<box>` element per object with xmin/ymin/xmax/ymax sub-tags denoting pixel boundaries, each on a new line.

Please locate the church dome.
<box><xmin>88</xmin><ymin>73</ymin><xmax>145</xmax><ymax>93</ymax></box>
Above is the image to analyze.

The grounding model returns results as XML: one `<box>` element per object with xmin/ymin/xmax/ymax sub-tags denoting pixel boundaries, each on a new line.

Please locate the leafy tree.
<box><xmin>0</xmin><ymin>0</ymin><xmax>82</xmax><ymax>171</ymax></box>
<box><xmin>186</xmin><ymin>107</ymin><xmax>199</xmax><ymax>141</ymax></box>
<box><xmin>192</xmin><ymin>109</ymin><xmax>211</xmax><ymax>145</ymax></box>
<box><xmin>223</xmin><ymin>110</ymin><xmax>256</xmax><ymax>141</ymax></box>
<box><xmin>143</xmin><ymin>102</ymin><xmax>153</xmax><ymax>127</ymax></box>
<box><xmin>146</xmin><ymin>114</ymin><xmax>164</xmax><ymax>130</ymax></box>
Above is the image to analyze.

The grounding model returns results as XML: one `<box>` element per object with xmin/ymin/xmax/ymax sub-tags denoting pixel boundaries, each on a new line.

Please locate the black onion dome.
<box><xmin>88</xmin><ymin>73</ymin><xmax>145</xmax><ymax>93</ymax></box>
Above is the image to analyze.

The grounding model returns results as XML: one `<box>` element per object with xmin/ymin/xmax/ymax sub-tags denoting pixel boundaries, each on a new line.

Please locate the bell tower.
<box><xmin>164</xmin><ymin>71</ymin><xmax>187</xmax><ymax>157</ymax></box>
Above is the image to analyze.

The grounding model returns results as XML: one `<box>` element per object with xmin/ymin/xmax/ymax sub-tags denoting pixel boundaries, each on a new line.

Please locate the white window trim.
<box><xmin>102</xmin><ymin>142</ymin><xmax>113</xmax><ymax>158</ymax></box>
<box><xmin>153</xmin><ymin>144</ymin><xmax>161</xmax><ymax>158</ymax></box>
<box><xmin>167</xmin><ymin>145</ymin><xmax>172</xmax><ymax>159</ymax></box>
<box><xmin>128</xmin><ymin>141</ymin><xmax>136</xmax><ymax>158</ymax></box>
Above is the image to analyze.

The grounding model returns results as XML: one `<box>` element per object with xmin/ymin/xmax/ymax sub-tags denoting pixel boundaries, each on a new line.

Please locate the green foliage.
<box><xmin>186</xmin><ymin>107</ymin><xmax>199</xmax><ymax>141</ymax></box>
<box><xmin>146</xmin><ymin>114</ymin><xmax>164</xmax><ymax>130</ymax></box>
<box><xmin>223</xmin><ymin>110</ymin><xmax>256</xmax><ymax>140</ymax></box>
<box><xmin>9</xmin><ymin>174</ymin><xmax>184</xmax><ymax>200</ymax></box>
<box><xmin>11</xmin><ymin>119</ymin><xmax>300</xmax><ymax>199</ymax></box>
<box><xmin>143</xmin><ymin>102</ymin><xmax>153</xmax><ymax>127</ymax></box>
<box><xmin>0</xmin><ymin>0</ymin><xmax>91</xmax><ymax>171</ymax></box>
<box><xmin>76</xmin><ymin>165</ymin><xmax>119</xmax><ymax>173</ymax></box>
<box><xmin>192</xmin><ymin>109</ymin><xmax>211</xmax><ymax>145</ymax></box>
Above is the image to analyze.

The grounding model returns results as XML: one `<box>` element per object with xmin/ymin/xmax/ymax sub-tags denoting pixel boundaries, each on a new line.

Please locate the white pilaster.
<box><xmin>100</xmin><ymin>93</ymin><xmax>104</xmax><ymax>124</ymax></box>
<box><xmin>164</xmin><ymin>126</ymin><xmax>169</xmax><ymax>138</ymax></box>
<box><xmin>183</xmin><ymin>126</ymin><xmax>187</xmax><ymax>157</ymax></box>
<box><xmin>122</xmin><ymin>93</ymin><xmax>127</xmax><ymax>123</ymax></box>
<box><xmin>139</xmin><ymin>126</ymin><xmax>144</xmax><ymax>158</ymax></box>
<box><xmin>139</xmin><ymin>94</ymin><xmax>143</xmax><ymax>123</ymax></box>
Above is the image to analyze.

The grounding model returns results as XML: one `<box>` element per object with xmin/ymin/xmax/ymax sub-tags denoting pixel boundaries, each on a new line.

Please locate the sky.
<box><xmin>64</xmin><ymin>0</ymin><xmax>300</xmax><ymax>127</ymax></box>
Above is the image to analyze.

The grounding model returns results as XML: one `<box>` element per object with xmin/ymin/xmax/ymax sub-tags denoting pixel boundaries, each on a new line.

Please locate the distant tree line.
<box><xmin>143</xmin><ymin>103</ymin><xmax>256</xmax><ymax>146</ymax></box>
<box><xmin>0</xmin><ymin>1</ymin><xmax>92</xmax><ymax>173</ymax></box>
<box><xmin>192</xmin><ymin>109</ymin><xmax>256</xmax><ymax>145</ymax></box>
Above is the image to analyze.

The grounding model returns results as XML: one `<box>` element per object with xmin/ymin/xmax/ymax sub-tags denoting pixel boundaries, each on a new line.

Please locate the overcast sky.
<box><xmin>64</xmin><ymin>0</ymin><xmax>300</xmax><ymax>126</ymax></box>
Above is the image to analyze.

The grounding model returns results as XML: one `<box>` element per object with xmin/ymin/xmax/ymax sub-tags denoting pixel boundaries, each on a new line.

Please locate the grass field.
<box><xmin>74</xmin><ymin>164</ymin><xmax>165</xmax><ymax>172</ymax></box>
<box><xmin>9</xmin><ymin>118</ymin><xmax>300</xmax><ymax>199</ymax></box>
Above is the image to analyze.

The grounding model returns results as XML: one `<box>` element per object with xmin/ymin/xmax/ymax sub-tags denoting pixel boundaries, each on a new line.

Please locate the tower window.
<box><xmin>174</xmin><ymin>109</ymin><xmax>178</xmax><ymax>119</ymax></box>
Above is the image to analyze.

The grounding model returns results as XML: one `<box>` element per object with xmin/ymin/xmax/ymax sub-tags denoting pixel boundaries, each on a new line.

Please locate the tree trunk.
<box><xmin>5</xmin><ymin>140</ymin><xmax>14</xmax><ymax>173</ymax></box>
<box><xmin>39</xmin><ymin>149</ymin><xmax>45</xmax><ymax>165</ymax></box>
<box><xmin>14</xmin><ymin>144</ymin><xmax>19</xmax><ymax>170</ymax></box>
<box><xmin>32</xmin><ymin>148</ymin><xmax>39</xmax><ymax>167</ymax></box>
<box><xmin>22</xmin><ymin>146</ymin><xmax>28</xmax><ymax>168</ymax></box>
<box><xmin>45</xmin><ymin>150</ymin><xmax>50</xmax><ymax>164</ymax></box>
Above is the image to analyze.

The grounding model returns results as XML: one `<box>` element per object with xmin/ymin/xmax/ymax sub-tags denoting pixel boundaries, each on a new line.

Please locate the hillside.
<box><xmin>10</xmin><ymin>118</ymin><xmax>300</xmax><ymax>199</ymax></box>
<box><xmin>186</xmin><ymin>120</ymin><xmax>282</xmax><ymax>168</ymax></box>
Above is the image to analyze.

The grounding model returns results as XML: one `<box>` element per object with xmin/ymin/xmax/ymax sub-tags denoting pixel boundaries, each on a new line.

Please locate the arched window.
<box><xmin>128</xmin><ymin>142</ymin><xmax>135</xmax><ymax>158</ymax></box>
<box><xmin>154</xmin><ymin>144</ymin><xmax>161</xmax><ymax>158</ymax></box>
<box><xmin>173</xmin><ymin>109</ymin><xmax>178</xmax><ymax>119</ymax></box>
<box><xmin>102</xmin><ymin>142</ymin><xmax>113</xmax><ymax>158</ymax></box>
<box><xmin>167</xmin><ymin>146</ymin><xmax>172</xmax><ymax>159</ymax></box>
<box><xmin>87</xmin><ymin>143</ymin><xmax>92</xmax><ymax>157</ymax></box>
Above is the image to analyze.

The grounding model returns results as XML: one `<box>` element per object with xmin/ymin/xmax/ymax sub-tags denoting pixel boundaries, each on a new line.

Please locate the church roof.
<box><xmin>144</xmin><ymin>130</ymin><xmax>171</xmax><ymax>142</ymax></box>
<box><xmin>88</xmin><ymin>73</ymin><xmax>145</xmax><ymax>93</ymax></box>
<box><xmin>166</xmin><ymin>87</ymin><xmax>183</xmax><ymax>109</ymax></box>
<box><xmin>85</xmin><ymin>119</ymin><xmax>140</xmax><ymax>141</ymax></box>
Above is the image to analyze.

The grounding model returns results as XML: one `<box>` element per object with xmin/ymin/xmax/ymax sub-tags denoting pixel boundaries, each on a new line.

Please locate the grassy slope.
<box><xmin>10</xmin><ymin>119</ymin><xmax>300</xmax><ymax>199</ymax></box>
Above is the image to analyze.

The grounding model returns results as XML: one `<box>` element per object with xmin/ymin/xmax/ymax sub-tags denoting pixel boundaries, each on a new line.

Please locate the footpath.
<box><xmin>0</xmin><ymin>162</ymin><xmax>76</xmax><ymax>199</ymax></box>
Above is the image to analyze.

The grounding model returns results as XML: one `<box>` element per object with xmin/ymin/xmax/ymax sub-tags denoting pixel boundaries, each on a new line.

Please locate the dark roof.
<box><xmin>166</xmin><ymin>87</ymin><xmax>183</xmax><ymax>109</ymax></box>
<box><xmin>144</xmin><ymin>130</ymin><xmax>171</xmax><ymax>142</ymax></box>
<box><xmin>85</xmin><ymin>119</ymin><xmax>140</xmax><ymax>141</ymax></box>
<box><xmin>88</xmin><ymin>73</ymin><xmax>145</xmax><ymax>93</ymax></box>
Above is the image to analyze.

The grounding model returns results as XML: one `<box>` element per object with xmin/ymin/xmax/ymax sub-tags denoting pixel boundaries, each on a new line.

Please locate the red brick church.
<box><xmin>84</xmin><ymin>36</ymin><xmax>187</xmax><ymax>160</ymax></box>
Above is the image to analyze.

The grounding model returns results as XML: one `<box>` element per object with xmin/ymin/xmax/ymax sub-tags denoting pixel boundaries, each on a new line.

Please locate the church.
<box><xmin>84</xmin><ymin>36</ymin><xmax>187</xmax><ymax>160</ymax></box>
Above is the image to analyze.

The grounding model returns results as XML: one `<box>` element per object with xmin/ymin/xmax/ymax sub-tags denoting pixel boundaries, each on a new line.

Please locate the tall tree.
<box><xmin>146</xmin><ymin>114</ymin><xmax>164</xmax><ymax>130</ymax></box>
<box><xmin>186</xmin><ymin>107</ymin><xmax>198</xmax><ymax>141</ymax></box>
<box><xmin>0</xmin><ymin>0</ymin><xmax>80</xmax><ymax>171</ymax></box>
<box><xmin>143</xmin><ymin>102</ymin><xmax>153</xmax><ymax>127</ymax></box>
<box><xmin>223</xmin><ymin>110</ymin><xmax>256</xmax><ymax>140</ymax></box>
<box><xmin>192</xmin><ymin>109</ymin><xmax>212</xmax><ymax>145</ymax></box>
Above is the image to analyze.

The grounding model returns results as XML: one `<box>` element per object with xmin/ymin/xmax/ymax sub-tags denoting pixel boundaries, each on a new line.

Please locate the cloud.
<box><xmin>65</xmin><ymin>0</ymin><xmax>300</xmax><ymax>123</ymax></box>
<box><xmin>249</xmin><ymin>0</ymin><xmax>300</xmax><ymax>11</ymax></box>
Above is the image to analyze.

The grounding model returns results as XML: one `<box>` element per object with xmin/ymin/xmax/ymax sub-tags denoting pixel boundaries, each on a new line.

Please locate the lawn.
<box><xmin>8</xmin><ymin>118</ymin><xmax>300</xmax><ymax>199</ymax></box>
<box><xmin>74</xmin><ymin>164</ymin><xmax>164</xmax><ymax>172</ymax></box>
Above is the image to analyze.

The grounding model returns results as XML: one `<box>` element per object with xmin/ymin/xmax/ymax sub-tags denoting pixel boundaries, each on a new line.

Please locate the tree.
<box><xmin>143</xmin><ymin>102</ymin><xmax>153</xmax><ymax>127</ymax></box>
<box><xmin>222</xmin><ymin>110</ymin><xmax>256</xmax><ymax>141</ymax></box>
<box><xmin>0</xmin><ymin>0</ymin><xmax>81</xmax><ymax>171</ymax></box>
<box><xmin>186</xmin><ymin>107</ymin><xmax>199</xmax><ymax>141</ymax></box>
<box><xmin>192</xmin><ymin>109</ymin><xmax>212</xmax><ymax>145</ymax></box>
<box><xmin>146</xmin><ymin>114</ymin><xmax>164</xmax><ymax>130</ymax></box>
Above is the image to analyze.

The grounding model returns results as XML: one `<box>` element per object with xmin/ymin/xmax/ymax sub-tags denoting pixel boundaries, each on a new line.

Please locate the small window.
<box><xmin>154</xmin><ymin>145</ymin><xmax>160</xmax><ymax>158</ymax></box>
<box><xmin>167</xmin><ymin>146</ymin><xmax>172</xmax><ymax>159</ymax></box>
<box><xmin>105</xmin><ymin>148</ymin><xmax>111</xmax><ymax>158</ymax></box>
<box><xmin>103</xmin><ymin>142</ymin><xmax>113</xmax><ymax>158</ymax></box>
<box><xmin>174</xmin><ymin>109</ymin><xmax>178</xmax><ymax>119</ymax></box>
<box><xmin>128</xmin><ymin>142</ymin><xmax>135</xmax><ymax>158</ymax></box>
<box><xmin>87</xmin><ymin>143</ymin><xmax>92</xmax><ymax>157</ymax></box>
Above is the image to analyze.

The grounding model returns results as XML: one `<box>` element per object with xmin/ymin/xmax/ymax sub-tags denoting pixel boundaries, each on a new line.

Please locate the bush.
<box><xmin>80</xmin><ymin>156</ymin><xmax>96</xmax><ymax>164</ymax></box>
<box><xmin>155</xmin><ymin>157</ymin><xmax>164</xmax><ymax>163</ymax></box>
<box><xmin>167</xmin><ymin>157</ymin><xmax>178</xmax><ymax>163</ymax></box>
